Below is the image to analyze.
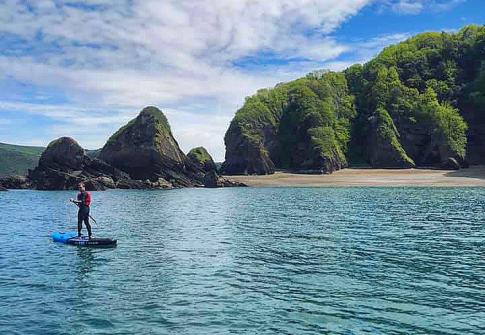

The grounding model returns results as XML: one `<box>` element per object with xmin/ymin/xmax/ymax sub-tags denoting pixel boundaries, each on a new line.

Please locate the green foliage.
<box><xmin>374</xmin><ymin>108</ymin><xmax>414</xmax><ymax>166</ymax></box>
<box><xmin>188</xmin><ymin>147</ymin><xmax>213</xmax><ymax>164</ymax></box>
<box><xmin>0</xmin><ymin>143</ymin><xmax>44</xmax><ymax>177</ymax></box>
<box><xmin>226</xmin><ymin>71</ymin><xmax>356</xmax><ymax>170</ymax></box>
<box><xmin>467</xmin><ymin>61</ymin><xmax>485</xmax><ymax>113</ymax></box>
<box><xmin>432</xmin><ymin>103</ymin><xmax>468</xmax><ymax>159</ymax></box>
<box><xmin>225</xmin><ymin>24</ymin><xmax>483</xmax><ymax>171</ymax></box>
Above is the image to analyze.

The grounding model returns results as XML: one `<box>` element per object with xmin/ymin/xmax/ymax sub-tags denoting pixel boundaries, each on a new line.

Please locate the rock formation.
<box><xmin>203</xmin><ymin>170</ymin><xmax>246</xmax><ymax>188</ymax></box>
<box><xmin>1</xmin><ymin>107</ymin><xmax>246</xmax><ymax>190</ymax></box>
<box><xmin>0</xmin><ymin>175</ymin><xmax>30</xmax><ymax>189</ymax></box>
<box><xmin>187</xmin><ymin>147</ymin><xmax>217</xmax><ymax>172</ymax></box>
<box><xmin>99</xmin><ymin>106</ymin><xmax>204</xmax><ymax>187</ymax></box>
<box><xmin>27</xmin><ymin>137</ymin><xmax>133</xmax><ymax>190</ymax></box>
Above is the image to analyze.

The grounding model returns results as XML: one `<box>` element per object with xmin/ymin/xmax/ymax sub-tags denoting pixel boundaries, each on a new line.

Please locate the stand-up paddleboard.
<box><xmin>52</xmin><ymin>232</ymin><xmax>117</xmax><ymax>248</ymax></box>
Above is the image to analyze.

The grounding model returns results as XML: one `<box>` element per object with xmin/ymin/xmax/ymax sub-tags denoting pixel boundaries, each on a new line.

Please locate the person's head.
<box><xmin>78</xmin><ymin>182</ymin><xmax>85</xmax><ymax>192</ymax></box>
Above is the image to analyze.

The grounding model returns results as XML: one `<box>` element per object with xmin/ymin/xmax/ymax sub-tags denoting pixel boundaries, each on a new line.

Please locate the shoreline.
<box><xmin>225</xmin><ymin>166</ymin><xmax>485</xmax><ymax>187</ymax></box>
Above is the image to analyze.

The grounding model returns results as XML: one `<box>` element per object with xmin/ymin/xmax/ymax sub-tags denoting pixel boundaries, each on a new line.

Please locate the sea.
<box><xmin>0</xmin><ymin>187</ymin><xmax>484</xmax><ymax>334</ymax></box>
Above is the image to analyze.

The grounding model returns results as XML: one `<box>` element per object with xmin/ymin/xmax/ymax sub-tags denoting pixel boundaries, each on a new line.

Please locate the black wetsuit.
<box><xmin>77</xmin><ymin>191</ymin><xmax>92</xmax><ymax>238</ymax></box>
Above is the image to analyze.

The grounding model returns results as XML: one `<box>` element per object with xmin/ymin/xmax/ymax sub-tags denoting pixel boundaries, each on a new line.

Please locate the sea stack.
<box><xmin>187</xmin><ymin>147</ymin><xmax>217</xmax><ymax>172</ymax></box>
<box><xmin>99</xmin><ymin>106</ymin><xmax>204</xmax><ymax>187</ymax></box>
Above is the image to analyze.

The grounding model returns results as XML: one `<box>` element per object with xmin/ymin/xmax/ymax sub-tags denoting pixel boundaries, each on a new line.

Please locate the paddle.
<box><xmin>69</xmin><ymin>199</ymin><xmax>97</xmax><ymax>224</ymax></box>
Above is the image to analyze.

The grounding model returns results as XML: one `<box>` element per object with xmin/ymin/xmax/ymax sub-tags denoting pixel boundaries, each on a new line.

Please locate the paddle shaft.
<box><xmin>70</xmin><ymin>200</ymin><xmax>97</xmax><ymax>224</ymax></box>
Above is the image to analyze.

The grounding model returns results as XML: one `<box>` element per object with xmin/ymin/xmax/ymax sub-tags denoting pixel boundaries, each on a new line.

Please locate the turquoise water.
<box><xmin>1</xmin><ymin>187</ymin><xmax>484</xmax><ymax>334</ymax></box>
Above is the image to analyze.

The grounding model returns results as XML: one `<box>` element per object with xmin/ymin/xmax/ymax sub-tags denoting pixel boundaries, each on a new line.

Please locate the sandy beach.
<box><xmin>226</xmin><ymin>166</ymin><xmax>485</xmax><ymax>187</ymax></box>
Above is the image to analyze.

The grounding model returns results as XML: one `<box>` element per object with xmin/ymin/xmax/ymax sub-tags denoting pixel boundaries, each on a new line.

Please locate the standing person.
<box><xmin>70</xmin><ymin>182</ymin><xmax>92</xmax><ymax>239</ymax></box>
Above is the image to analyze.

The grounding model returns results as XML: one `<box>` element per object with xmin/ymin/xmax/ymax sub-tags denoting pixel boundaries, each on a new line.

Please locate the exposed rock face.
<box><xmin>99</xmin><ymin>106</ymin><xmax>203</xmax><ymax>187</ymax></box>
<box><xmin>187</xmin><ymin>147</ymin><xmax>217</xmax><ymax>172</ymax></box>
<box><xmin>223</xmin><ymin>122</ymin><xmax>276</xmax><ymax>175</ymax></box>
<box><xmin>203</xmin><ymin>170</ymin><xmax>247</xmax><ymax>188</ymax></box>
<box><xmin>28</xmin><ymin>137</ymin><xmax>134</xmax><ymax>190</ymax></box>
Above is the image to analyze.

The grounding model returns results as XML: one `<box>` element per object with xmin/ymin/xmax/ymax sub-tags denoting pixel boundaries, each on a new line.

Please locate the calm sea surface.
<box><xmin>0</xmin><ymin>187</ymin><xmax>484</xmax><ymax>334</ymax></box>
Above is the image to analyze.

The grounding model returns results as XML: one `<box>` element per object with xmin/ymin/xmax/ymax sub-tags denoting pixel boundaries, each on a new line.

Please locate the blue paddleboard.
<box><xmin>52</xmin><ymin>231</ymin><xmax>117</xmax><ymax>247</ymax></box>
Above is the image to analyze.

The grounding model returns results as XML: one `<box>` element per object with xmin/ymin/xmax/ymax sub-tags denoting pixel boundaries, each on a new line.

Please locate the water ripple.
<box><xmin>0</xmin><ymin>187</ymin><xmax>484</xmax><ymax>334</ymax></box>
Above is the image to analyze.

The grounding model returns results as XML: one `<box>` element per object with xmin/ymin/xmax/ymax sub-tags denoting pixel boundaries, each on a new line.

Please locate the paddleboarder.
<box><xmin>70</xmin><ymin>182</ymin><xmax>92</xmax><ymax>239</ymax></box>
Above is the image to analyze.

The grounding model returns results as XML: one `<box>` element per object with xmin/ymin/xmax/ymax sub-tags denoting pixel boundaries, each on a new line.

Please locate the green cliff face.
<box><xmin>347</xmin><ymin>26</ymin><xmax>475</xmax><ymax>167</ymax></box>
<box><xmin>223</xmin><ymin>71</ymin><xmax>356</xmax><ymax>174</ymax></box>
<box><xmin>224</xmin><ymin>24</ymin><xmax>483</xmax><ymax>174</ymax></box>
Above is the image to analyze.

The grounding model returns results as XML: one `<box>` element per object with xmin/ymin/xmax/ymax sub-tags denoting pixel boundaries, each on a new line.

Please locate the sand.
<box><xmin>225</xmin><ymin>166</ymin><xmax>485</xmax><ymax>187</ymax></box>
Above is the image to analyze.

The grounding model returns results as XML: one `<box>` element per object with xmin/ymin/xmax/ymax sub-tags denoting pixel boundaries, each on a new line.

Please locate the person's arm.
<box><xmin>69</xmin><ymin>198</ymin><xmax>81</xmax><ymax>205</ymax></box>
<box><xmin>85</xmin><ymin>192</ymin><xmax>91</xmax><ymax>207</ymax></box>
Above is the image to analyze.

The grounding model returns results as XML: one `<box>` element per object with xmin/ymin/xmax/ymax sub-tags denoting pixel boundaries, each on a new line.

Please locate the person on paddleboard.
<box><xmin>70</xmin><ymin>182</ymin><xmax>92</xmax><ymax>239</ymax></box>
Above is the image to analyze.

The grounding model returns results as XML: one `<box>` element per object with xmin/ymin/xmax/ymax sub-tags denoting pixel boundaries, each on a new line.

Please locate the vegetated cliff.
<box><xmin>223</xmin><ymin>71</ymin><xmax>356</xmax><ymax>174</ymax></box>
<box><xmin>223</xmin><ymin>24</ymin><xmax>484</xmax><ymax>174</ymax></box>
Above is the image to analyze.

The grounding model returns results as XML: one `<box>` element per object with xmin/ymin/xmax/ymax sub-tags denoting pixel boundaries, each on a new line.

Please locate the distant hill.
<box><xmin>0</xmin><ymin>143</ymin><xmax>45</xmax><ymax>177</ymax></box>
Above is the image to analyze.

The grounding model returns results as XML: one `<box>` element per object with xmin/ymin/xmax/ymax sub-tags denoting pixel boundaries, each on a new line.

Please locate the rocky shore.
<box><xmin>0</xmin><ymin>107</ymin><xmax>245</xmax><ymax>191</ymax></box>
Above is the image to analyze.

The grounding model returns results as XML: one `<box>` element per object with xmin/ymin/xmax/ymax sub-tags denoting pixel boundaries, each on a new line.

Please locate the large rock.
<box><xmin>38</xmin><ymin>137</ymin><xmax>84</xmax><ymax>170</ymax></box>
<box><xmin>116</xmin><ymin>178</ymin><xmax>173</xmax><ymax>189</ymax></box>
<box><xmin>187</xmin><ymin>147</ymin><xmax>217</xmax><ymax>172</ymax></box>
<box><xmin>29</xmin><ymin>137</ymin><xmax>129</xmax><ymax>190</ymax></box>
<box><xmin>223</xmin><ymin>122</ymin><xmax>276</xmax><ymax>175</ymax></box>
<box><xmin>0</xmin><ymin>175</ymin><xmax>30</xmax><ymax>189</ymax></box>
<box><xmin>440</xmin><ymin>157</ymin><xmax>460</xmax><ymax>170</ymax></box>
<box><xmin>203</xmin><ymin>170</ymin><xmax>247</xmax><ymax>188</ymax></box>
<box><xmin>99</xmin><ymin>106</ymin><xmax>204</xmax><ymax>187</ymax></box>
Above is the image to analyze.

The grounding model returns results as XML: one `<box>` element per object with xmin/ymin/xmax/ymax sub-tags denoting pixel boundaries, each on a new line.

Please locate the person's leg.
<box><xmin>84</xmin><ymin>213</ymin><xmax>92</xmax><ymax>238</ymax></box>
<box><xmin>77</xmin><ymin>211</ymin><xmax>82</xmax><ymax>237</ymax></box>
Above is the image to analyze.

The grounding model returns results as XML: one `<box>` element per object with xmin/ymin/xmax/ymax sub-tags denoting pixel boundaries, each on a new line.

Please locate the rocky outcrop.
<box><xmin>203</xmin><ymin>170</ymin><xmax>247</xmax><ymax>188</ymax></box>
<box><xmin>27</xmin><ymin>137</ymin><xmax>136</xmax><ymax>190</ymax></box>
<box><xmin>440</xmin><ymin>157</ymin><xmax>461</xmax><ymax>170</ymax></box>
<box><xmin>223</xmin><ymin>122</ymin><xmax>276</xmax><ymax>175</ymax></box>
<box><xmin>187</xmin><ymin>147</ymin><xmax>217</xmax><ymax>172</ymax></box>
<box><xmin>1</xmin><ymin>108</ymin><xmax>245</xmax><ymax>190</ymax></box>
<box><xmin>0</xmin><ymin>185</ymin><xmax>7</xmax><ymax>191</ymax></box>
<box><xmin>99</xmin><ymin>106</ymin><xmax>204</xmax><ymax>187</ymax></box>
<box><xmin>0</xmin><ymin>175</ymin><xmax>31</xmax><ymax>189</ymax></box>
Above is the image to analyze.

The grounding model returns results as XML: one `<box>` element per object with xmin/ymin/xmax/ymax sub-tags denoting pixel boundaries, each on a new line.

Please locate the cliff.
<box><xmin>223</xmin><ymin>24</ymin><xmax>484</xmax><ymax>174</ymax></box>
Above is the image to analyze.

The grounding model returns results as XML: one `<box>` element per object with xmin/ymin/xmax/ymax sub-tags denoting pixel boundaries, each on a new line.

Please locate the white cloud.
<box><xmin>392</xmin><ymin>0</ymin><xmax>424</xmax><ymax>14</ymax></box>
<box><xmin>0</xmin><ymin>0</ymin><xmax>377</xmax><ymax>160</ymax></box>
<box><xmin>384</xmin><ymin>0</ymin><xmax>465</xmax><ymax>15</ymax></box>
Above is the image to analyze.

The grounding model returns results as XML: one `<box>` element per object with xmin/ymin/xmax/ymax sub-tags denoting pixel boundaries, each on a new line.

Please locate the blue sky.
<box><xmin>0</xmin><ymin>0</ymin><xmax>483</xmax><ymax>161</ymax></box>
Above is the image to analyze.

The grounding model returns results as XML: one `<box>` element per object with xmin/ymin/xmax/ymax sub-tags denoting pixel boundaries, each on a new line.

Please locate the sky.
<box><xmin>0</xmin><ymin>0</ymin><xmax>483</xmax><ymax>161</ymax></box>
